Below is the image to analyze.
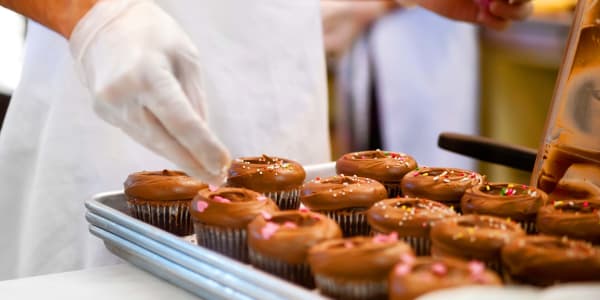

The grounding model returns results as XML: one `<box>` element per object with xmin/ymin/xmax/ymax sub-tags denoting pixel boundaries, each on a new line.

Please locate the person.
<box><xmin>0</xmin><ymin>0</ymin><xmax>533</xmax><ymax>280</ymax></box>
<box><xmin>323</xmin><ymin>0</ymin><xmax>532</xmax><ymax>169</ymax></box>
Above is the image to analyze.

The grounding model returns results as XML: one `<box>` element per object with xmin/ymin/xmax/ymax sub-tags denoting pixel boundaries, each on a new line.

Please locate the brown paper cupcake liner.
<box><xmin>194</xmin><ymin>222</ymin><xmax>248</xmax><ymax>263</ymax></box>
<box><xmin>314</xmin><ymin>274</ymin><xmax>388</xmax><ymax>300</ymax></box>
<box><xmin>128</xmin><ymin>200</ymin><xmax>192</xmax><ymax>236</ymax></box>
<box><xmin>265</xmin><ymin>188</ymin><xmax>301</xmax><ymax>210</ymax></box>
<box><xmin>519</xmin><ymin>220</ymin><xmax>537</xmax><ymax>235</ymax></box>
<box><xmin>322</xmin><ymin>209</ymin><xmax>369</xmax><ymax>237</ymax></box>
<box><xmin>248</xmin><ymin>247</ymin><xmax>314</xmax><ymax>288</ymax></box>
<box><xmin>383</xmin><ymin>183</ymin><xmax>402</xmax><ymax>198</ymax></box>
<box><xmin>401</xmin><ymin>236</ymin><xmax>431</xmax><ymax>256</ymax></box>
<box><xmin>484</xmin><ymin>257</ymin><xmax>503</xmax><ymax>276</ymax></box>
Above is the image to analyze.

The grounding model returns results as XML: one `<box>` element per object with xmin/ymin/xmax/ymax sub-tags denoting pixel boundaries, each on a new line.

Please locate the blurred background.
<box><xmin>0</xmin><ymin>0</ymin><xmax>577</xmax><ymax>183</ymax></box>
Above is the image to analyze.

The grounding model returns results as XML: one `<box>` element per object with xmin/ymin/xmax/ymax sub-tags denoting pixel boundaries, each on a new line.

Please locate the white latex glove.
<box><xmin>321</xmin><ymin>1</ymin><xmax>396</xmax><ymax>61</ymax></box>
<box><xmin>69</xmin><ymin>0</ymin><xmax>230</xmax><ymax>185</ymax></box>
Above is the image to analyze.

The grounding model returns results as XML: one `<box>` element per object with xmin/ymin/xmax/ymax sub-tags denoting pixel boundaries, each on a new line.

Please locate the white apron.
<box><xmin>335</xmin><ymin>8</ymin><xmax>477</xmax><ymax>169</ymax></box>
<box><xmin>0</xmin><ymin>0</ymin><xmax>330</xmax><ymax>280</ymax></box>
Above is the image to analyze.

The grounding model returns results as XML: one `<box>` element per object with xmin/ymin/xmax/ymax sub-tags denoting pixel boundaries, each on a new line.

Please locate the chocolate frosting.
<box><xmin>367</xmin><ymin>198</ymin><xmax>457</xmax><ymax>237</ymax></box>
<box><xmin>430</xmin><ymin>215</ymin><xmax>525</xmax><ymax>261</ymax></box>
<box><xmin>537</xmin><ymin>198</ymin><xmax>600</xmax><ymax>244</ymax></box>
<box><xmin>389</xmin><ymin>257</ymin><xmax>501</xmax><ymax>300</ymax></box>
<box><xmin>226</xmin><ymin>155</ymin><xmax>306</xmax><ymax>192</ymax></box>
<box><xmin>300</xmin><ymin>175</ymin><xmax>388</xmax><ymax>211</ymax></box>
<box><xmin>501</xmin><ymin>235</ymin><xmax>600</xmax><ymax>286</ymax></box>
<box><xmin>335</xmin><ymin>150</ymin><xmax>417</xmax><ymax>183</ymax></box>
<box><xmin>190</xmin><ymin>187</ymin><xmax>279</xmax><ymax>229</ymax></box>
<box><xmin>308</xmin><ymin>236</ymin><xmax>413</xmax><ymax>280</ymax></box>
<box><xmin>401</xmin><ymin>167</ymin><xmax>485</xmax><ymax>204</ymax></box>
<box><xmin>461</xmin><ymin>183</ymin><xmax>549</xmax><ymax>221</ymax></box>
<box><xmin>124</xmin><ymin>170</ymin><xmax>207</xmax><ymax>201</ymax></box>
<box><xmin>247</xmin><ymin>210</ymin><xmax>342</xmax><ymax>264</ymax></box>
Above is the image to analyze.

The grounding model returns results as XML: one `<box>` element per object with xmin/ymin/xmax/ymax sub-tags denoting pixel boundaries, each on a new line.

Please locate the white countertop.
<box><xmin>0</xmin><ymin>263</ymin><xmax>200</xmax><ymax>300</ymax></box>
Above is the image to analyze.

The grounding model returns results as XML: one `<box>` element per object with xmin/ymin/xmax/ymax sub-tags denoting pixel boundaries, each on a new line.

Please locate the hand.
<box><xmin>322</xmin><ymin>1</ymin><xmax>396</xmax><ymax>61</ymax></box>
<box><xmin>69</xmin><ymin>0</ymin><xmax>230</xmax><ymax>185</ymax></box>
<box><xmin>409</xmin><ymin>0</ymin><xmax>533</xmax><ymax>30</ymax></box>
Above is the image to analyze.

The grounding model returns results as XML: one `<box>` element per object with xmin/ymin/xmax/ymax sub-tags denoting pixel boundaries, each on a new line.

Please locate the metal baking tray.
<box><xmin>85</xmin><ymin>163</ymin><xmax>336</xmax><ymax>300</ymax></box>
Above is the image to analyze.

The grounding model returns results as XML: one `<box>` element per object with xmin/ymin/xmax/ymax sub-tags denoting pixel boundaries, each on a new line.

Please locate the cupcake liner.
<box><xmin>322</xmin><ymin>209</ymin><xmax>369</xmax><ymax>237</ymax></box>
<box><xmin>127</xmin><ymin>200</ymin><xmax>192</xmax><ymax>236</ymax></box>
<box><xmin>484</xmin><ymin>257</ymin><xmax>504</xmax><ymax>276</ymax></box>
<box><xmin>519</xmin><ymin>220</ymin><xmax>537</xmax><ymax>234</ymax></box>
<box><xmin>401</xmin><ymin>236</ymin><xmax>431</xmax><ymax>256</ymax></box>
<box><xmin>194</xmin><ymin>222</ymin><xmax>248</xmax><ymax>262</ymax></box>
<box><xmin>248</xmin><ymin>246</ymin><xmax>314</xmax><ymax>288</ymax></box>
<box><xmin>265</xmin><ymin>188</ymin><xmax>301</xmax><ymax>210</ymax></box>
<box><xmin>383</xmin><ymin>183</ymin><xmax>402</xmax><ymax>198</ymax></box>
<box><xmin>314</xmin><ymin>274</ymin><xmax>388</xmax><ymax>300</ymax></box>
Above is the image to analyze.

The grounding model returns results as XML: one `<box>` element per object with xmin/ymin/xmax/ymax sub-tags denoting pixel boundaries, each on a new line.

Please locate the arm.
<box><xmin>0</xmin><ymin>0</ymin><xmax>97</xmax><ymax>38</ymax></box>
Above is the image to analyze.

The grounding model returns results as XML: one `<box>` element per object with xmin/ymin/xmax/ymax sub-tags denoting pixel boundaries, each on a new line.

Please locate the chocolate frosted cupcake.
<box><xmin>227</xmin><ymin>155</ymin><xmax>305</xmax><ymax>210</ymax></box>
<box><xmin>301</xmin><ymin>174</ymin><xmax>387</xmax><ymax>236</ymax></box>
<box><xmin>336</xmin><ymin>150</ymin><xmax>417</xmax><ymax>197</ymax></box>
<box><xmin>461</xmin><ymin>183</ymin><xmax>548</xmax><ymax>234</ymax></box>
<box><xmin>247</xmin><ymin>210</ymin><xmax>342</xmax><ymax>288</ymax></box>
<box><xmin>124</xmin><ymin>170</ymin><xmax>207</xmax><ymax>236</ymax></box>
<box><xmin>502</xmin><ymin>235</ymin><xmax>600</xmax><ymax>286</ymax></box>
<box><xmin>389</xmin><ymin>257</ymin><xmax>501</xmax><ymax>300</ymax></box>
<box><xmin>308</xmin><ymin>234</ymin><xmax>414</xmax><ymax>300</ymax></box>
<box><xmin>190</xmin><ymin>187</ymin><xmax>279</xmax><ymax>262</ymax></box>
<box><xmin>537</xmin><ymin>198</ymin><xmax>600</xmax><ymax>244</ymax></box>
<box><xmin>401</xmin><ymin>167</ymin><xmax>485</xmax><ymax>212</ymax></box>
<box><xmin>367</xmin><ymin>198</ymin><xmax>458</xmax><ymax>255</ymax></box>
<box><xmin>430</xmin><ymin>215</ymin><xmax>525</xmax><ymax>274</ymax></box>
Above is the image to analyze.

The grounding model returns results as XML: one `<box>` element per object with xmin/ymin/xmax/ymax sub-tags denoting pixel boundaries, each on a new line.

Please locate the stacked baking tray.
<box><xmin>85</xmin><ymin>163</ymin><xmax>337</xmax><ymax>300</ymax></box>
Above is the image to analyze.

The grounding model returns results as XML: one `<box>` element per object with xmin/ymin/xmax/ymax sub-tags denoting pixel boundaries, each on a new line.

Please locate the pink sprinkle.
<box><xmin>400</xmin><ymin>253</ymin><xmax>415</xmax><ymax>265</ymax></box>
<box><xmin>431</xmin><ymin>263</ymin><xmax>447</xmax><ymax>276</ymax></box>
<box><xmin>315</xmin><ymin>177</ymin><xmax>321</xmax><ymax>181</ymax></box>
<box><xmin>584</xmin><ymin>201</ymin><xmax>590</xmax><ymax>208</ymax></box>
<box><xmin>260</xmin><ymin>210</ymin><xmax>272</xmax><ymax>220</ymax></box>
<box><xmin>394</xmin><ymin>264</ymin><xmax>412</xmax><ymax>276</ymax></box>
<box><xmin>373</xmin><ymin>232</ymin><xmax>398</xmax><ymax>243</ymax></box>
<box><xmin>413</xmin><ymin>171</ymin><xmax>420</xmax><ymax>176</ymax></box>
<box><xmin>282</xmin><ymin>221</ymin><xmax>298</xmax><ymax>229</ymax></box>
<box><xmin>261</xmin><ymin>222</ymin><xmax>280</xmax><ymax>239</ymax></box>
<box><xmin>212</xmin><ymin>196</ymin><xmax>231</xmax><ymax>203</ymax></box>
<box><xmin>344</xmin><ymin>241</ymin><xmax>354</xmax><ymax>248</ymax></box>
<box><xmin>195</xmin><ymin>200</ymin><xmax>209</xmax><ymax>212</ymax></box>
<box><xmin>299</xmin><ymin>203</ymin><xmax>310</xmax><ymax>212</ymax></box>
<box><xmin>468</xmin><ymin>261</ymin><xmax>485</xmax><ymax>276</ymax></box>
<box><xmin>208</xmin><ymin>184</ymin><xmax>219</xmax><ymax>192</ymax></box>
<box><xmin>257</xmin><ymin>195</ymin><xmax>267</xmax><ymax>202</ymax></box>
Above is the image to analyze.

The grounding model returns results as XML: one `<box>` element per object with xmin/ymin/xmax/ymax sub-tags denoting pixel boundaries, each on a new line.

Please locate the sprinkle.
<box><xmin>453</xmin><ymin>232</ymin><xmax>464</xmax><ymax>240</ymax></box>
<box><xmin>485</xmin><ymin>185</ymin><xmax>491</xmax><ymax>191</ymax></box>
<box><xmin>468</xmin><ymin>261</ymin><xmax>485</xmax><ymax>275</ymax></box>
<box><xmin>373</xmin><ymin>232</ymin><xmax>398</xmax><ymax>243</ymax></box>
<box><xmin>257</xmin><ymin>195</ymin><xmax>267</xmax><ymax>202</ymax></box>
<box><xmin>344</xmin><ymin>241</ymin><xmax>354</xmax><ymax>248</ymax></box>
<box><xmin>443</xmin><ymin>179</ymin><xmax>451</xmax><ymax>183</ymax></box>
<box><xmin>195</xmin><ymin>201</ymin><xmax>209</xmax><ymax>212</ymax></box>
<box><xmin>584</xmin><ymin>201</ymin><xmax>590</xmax><ymax>208</ymax></box>
<box><xmin>282</xmin><ymin>221</ymin><xmax>298</xmax><ymax>229</ymax></box>
<box><xmin>554</xmin><ymin>201</ymin><xmax>564</xmax><ymax>207</ymax></box>
<box><xmin>508</xmin><ymin>184</ymin><xmax>514</xmax><ymax>188</ymax></box>
<box><xmin>431</xmin><ymin>263</ymin><xmax>447</xmax><ymax>276</ymax></box>
<box><xmin>208</xmin><ymin>185</ymin><xmax>219</xmax><ymax>192</ymax></box>
<box><xmin>423</xmin><ymin>173</ymin><xmax>429</xmax><ymax>176</ymax></box>
<box><xmin>501</xmin><ymin>187</ymin><xmax>508</xmax><ymax>196</ymax></box>
<box><xmin>400</xmin><ymin>253</ymin><xmax>416</xmax><ymax>265</ymax></box>
<box><xmin>394</xmin><ymin>264</ymin><xmax>412</xmax><ymax>276</ymax></box>
<box><xmin>260</xmin><ymin>210</ymin><xmax>272</xmax><ymax>220</ymax></box>
<box><xmin>299</xmin><ymin>203</ymin><xmax>310</xmax><ymax>212</ymax></box>
<box><xmin>315</xmin><ymin>177</ymin><xmax>321</xmax><ymax>181</ymax></box>
<box><xmin>261</xmin><ymin>222</ymin><xmax>280</xmax><ymax>239</ymax></box>
<box><xmin>213</xmin><ymin>196</ymin><xmax>231</xmax><ymax>203</ymax></box>
<box><xmin>413</xmin><ymin>171</ymin><xmax>420</xmax><ymax>177</ymax></box>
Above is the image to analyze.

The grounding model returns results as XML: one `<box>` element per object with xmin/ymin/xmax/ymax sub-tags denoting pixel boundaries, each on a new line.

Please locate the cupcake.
<box><xmin>502</xmin><ymin>235</ymin><xmax>600</xmax><ymax>286</ymax></box>
<box><xmin>247</xmin><ymin>210</ymin><xmax>342</xmax><ymax>288</ymax></box>
<box><xmin>308</xmin><ymin>233</ymin><xmax>414</xmax><ymax>300</ymax></box>
<box><xmin>430</xmin><ymin>215</ymin><xmax>525</xmax><ymax>274</ymax></box>
<box><xmin>401</xmin><ymin>167</ymin><xmax>485</xmax><ymax>212</ymax></box>
<box><xmin>537</xmin><ymin>198</ymin><xmax>600</xmax><ymax>244</ymax></box>
<box><xmin>124</xmin><ymin>170</ymin><xmax>207</xmax><ymax>236</ymax></box>
<box><xmin>367</xmin><ymin>198</ymin><xmax>458</xmax><ymax>255</ymax></box>
<box><xmin>389</xmin><ymin>257</ymin><xmax>501</xmax><ymax>300</ymax></box>
<box><xmin>461</xmin><ymin>183</ymin><xmax>548</xmax><ymax>234</ymax></box>
<box><xmin>190</xmin><ymin>187</ymin><xmax>279</xmax><ymax>262</ymax></box>
<box><xmin>227</xmin><ymin>155</ymin><xmax>305</xmax><ymax>210</ymax></box>
<box><xmin>301</xmin><ymin>174</ymin><xmax>387</xmax><ymax>236</ymax></box>
<box><xmin>336</xmin><ymin>150</ymin><xmax>417</xmax><ymax>197</ymax></box>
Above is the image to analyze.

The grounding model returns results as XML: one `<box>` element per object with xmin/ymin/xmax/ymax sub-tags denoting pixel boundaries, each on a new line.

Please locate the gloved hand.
<box><xmin>321</xmin><ymin>1</ymin><xmax>396</xmax><ymax>62</ymax></box>
<box><xmin>400</xmin><ymin>0</ymin><xmax>533</xmax><ymax>30</ymax></box>
<box><xmin>69</xmin><ymin>0</ymin><xmax>230</xmax><ymax>185</ymax></box>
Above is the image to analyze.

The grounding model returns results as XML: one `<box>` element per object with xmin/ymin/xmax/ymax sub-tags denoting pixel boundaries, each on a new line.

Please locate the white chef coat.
<box><xmin>0</xmin><ymin>0</ymin><xmax>330</xmax><ymax>280</ymax></box>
